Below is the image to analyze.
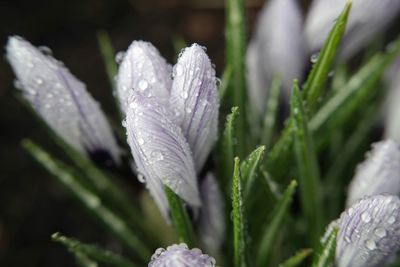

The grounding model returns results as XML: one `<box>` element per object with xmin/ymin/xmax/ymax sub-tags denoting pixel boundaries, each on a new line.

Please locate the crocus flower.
<box><xmin>6</xmin><ymin>36</ymin><xmax>121</xmax><ymax>164</ymax></box>
<box><xmin>336</xmin><ymin>194</ymin><xmax>400</xmax><ymax>267</ymax></box>
<box><xmin>148</xmin><ymin>243</ymin><xmax>217</xmax><ymax>267</ymax></box>
<box><xmin>246</xmin><ymin>0</ymin><xmax>306</xmax><ymax>116</ymax></box>
<box><xmin>305</xmin><ymin>0</ymin><xmax>400</xmax><ymax>60</ymax></box>
<box><xmin>198</xmin><ymin>173</ymin><xmax>225</xmax><ymax>254</ymax></box>
<box><xmin>120</xmin><ymin>42</ymin><xmax>219</xmax><ymax>209</ymax></box>
<box><xmin>346</xmin><ymin>140</ymin><xmax>400</xmax><ymax>206</ymax></box>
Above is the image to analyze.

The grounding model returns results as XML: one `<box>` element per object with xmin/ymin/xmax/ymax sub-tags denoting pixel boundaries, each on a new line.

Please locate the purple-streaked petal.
<box><xmin>336</xmin><ymin>194</ymin><xmax>400</xmax><ymax>267</ymax></box>
<box><xmin>305</xmin><ymin>0</ymin><xmax>400</xmax><ymax>59</ymax></box>
<box><xmin>6</xmin><ymin>36</ymin><xmax>121</xmax><ymax>163</ymax></box>
<box><xmin>125</xmin><ymin>91</ymin><xmax>200</xmax><ymax>206</ymax></box>
<box><xmin>148</xmin><ymin>243</ymin><xmax>216</xmax><ymax>267</ymax></box>
<box><xmin>116</xmin><ymin>41</ymin><xmax>172</xmax><ymax>112</ymax></box>
<box><xmin>198</xmin><ymin>173</ymin><xmax>225</xmax><ymax>254</ymax></box>
<box><xmin>246</xmin><ymin>0</ymin><xmax>306</xmax><ymax>115</ymax></box>
<box><xmin>346</xmin><ymin>140</ymin><xmax>400</xmax><ymax>206</ymax></box>
<box><xmin>170</xmin><ymin>44</ymin><xmax>219</xmax><ymax>171</ymax></box>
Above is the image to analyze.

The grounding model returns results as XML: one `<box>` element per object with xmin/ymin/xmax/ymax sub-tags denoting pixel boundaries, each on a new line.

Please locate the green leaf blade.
<box><xmin>291</xmin><ymin>82</ymin><xmax>323</xmax><ymax>245</ymax></box>
<box><xmin>304</xmin><ymin>1</ymin><xmax>352</xmax><ymax>113</ymax></box>
<box><xmin>279</xmin><ymin>248</ymin><xmax>313</xmax><ymax>267</ymax></box>
<box><xmin>312</xmin><ymin>227</ymin><xmax>338</xmax><ymax>267</ymax></box>
<box><xmin>241</xmin><ymin>145</ymin><xmax>266</xmax><ymax>199</ymax></box>
<box><xmin>257</xmin><ymin>180</ymin><xmax>298</xmax><ymax>267</ymax></box>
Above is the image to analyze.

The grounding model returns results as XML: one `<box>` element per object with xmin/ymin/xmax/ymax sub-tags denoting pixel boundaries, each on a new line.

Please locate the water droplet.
<box><xmin>388</xmin><ymin>216</ymin><xmax>396</xmax><ymax>224</ymax></box>
<box><xmin>151</xmin><ymin>150</ymin><xmax>164</xmax><ymax>161</ymax></box>
<box><xmin>13</xmin><ymin>80</ymin><xmax>23</xmax><ymax>89</ymax></box>
<box><xmin>137</xmin><ymin>174</ymin><xmax>146</xmax><ymax>183</ymax></box>
<box><xmin>361</xmin><ymin>211</ymin><xmax>371</xmax><ymax>223</ymax></box>
<box><xmin>138</xmin><ymin>138</ymin><xmax>145</xmax><ymax>145</ymax></box>
<box><xmin>115</xmin><ymin>51</ymin><xmax>125</xmax><ymax>64</ymax></box>
<box><xmin>175</xmin><ymin>64</ymin><xmax>184</xmax><ymax>77</ymax></box>
<box><xmin>310</xmin><ymin>53</ymin><xmax>320</xmax><ymax>63</ymax></box>
<box><xmin>365</xmin><ymin>239</ymin><xmax>376</xmax><ymax>250</ymax></box>
<box><xmin>129</xmin><ymin>101</ymin><xmax>138</xmax><ymax>109</ymax></box>
<box><xmin>121</xmin><ymin>120</ymin><xmax>127</xmax><ymax>127</ymax></box>
<box><xmin>38</xmin><ymin>46</ymin><xmax>53</xmax><ymax>56</ymax></box>
<box><xmin>186</xmin><ymin>107</ymin><xmax>192</xmax><ymax>113</ymax></box>
<box><xmin>151</xmin><ymin>248</ymin><xmax>165</xmax><ymax>260</ymax></box>
<box><xmin>138</xmin><ymin>80</ymin><xmax>148</xmax><ymax>91</ymax></box>
<box><xmin>182</xmin><ymin>91</ymin><xmax>189</xmax><ymax>99</ymax></box>
<box><xmin>344</xmin><ymin>236</ymin><xmax>351</xmax><ymax>243</ymax></box>
<box><xmin>374</xmin><ymin>228</ymin><xmax>386</xmax><ymax>238</ymax></box>
<box><xmin>36</xmin><ymin>78</ymin><xmax>43</xmax><ymax>85</ymax></box>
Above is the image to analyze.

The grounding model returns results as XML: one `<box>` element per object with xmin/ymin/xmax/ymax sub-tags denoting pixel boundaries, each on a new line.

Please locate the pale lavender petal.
<box><xmin>148</xmin><ymin>243</ymin><xmax>216</xmax><ymax>267</ymax></box>
<box><xmin>6</xmin><ymin>36</ymin><xmax>121</xmax><ymax>163</ymax></box>
<box><xmin>336</xmin><ymin>194</ymin><xmax>400</xmax><ymax>267</ymax></box>
<box><xmin>116</xmin><ymin>41</ymin><xmax>172</xmax><ymax>112</ymax></box>
<box><xmin>198</xmin><ymin>173</ymin><xmax>225</xmax><ymax>254</ymax></box>
<box><xmin>305</xmin><ymin>0</ymin><xmax>400</xmax><ymax>59</ymax></box>
<box><xmin>385</xmin><ymin>58</ymin><xmax>400</xmax><ymax>141</ymax></box>
<box><xmin>125</xmin><ymin>91</ymin><xmax>200</xmax><ymax>206</ymax></box>
<box><xmin>346</xmin><ymin>140</ymin><xmax>400</xmax><ymax>206</ymax></box>
<box><xmin>170</xmin><ymin>44</ymin><xmax>219</xmax><ymax>171</ymax></box>
<box><xmin>246</xmin><ymin>0</ymin><xmax>306</xmax><ymax>115</ymax></box>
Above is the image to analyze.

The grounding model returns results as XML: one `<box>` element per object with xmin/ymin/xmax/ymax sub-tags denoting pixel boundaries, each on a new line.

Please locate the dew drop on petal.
<box><xmin>115</xmin><ymin>51</ymin><xmax>125</xmax><ymax>64</ymax></box>
<box><xmin>361</xmin><ymin>211</ymin><xmax>372</xmax><ymax>223</ymax></box>
<box><xmin>365</xmin><ymin>239</ymin><xmax>377</xmax><ymax>250</ymax></box>
<box><xmin>138</xmin><ymin>79</ymin><xmax>149</xmax><ymax>91</ymax></box>
<box><xmin>374</xmin><ymin>228</ymin><xmax>387</xmax><ymax>238</ymax></box>
<box><xmin>175</xmin><ymin>64</ymin><xmax>184</xmax><ymax>77</ymax></box>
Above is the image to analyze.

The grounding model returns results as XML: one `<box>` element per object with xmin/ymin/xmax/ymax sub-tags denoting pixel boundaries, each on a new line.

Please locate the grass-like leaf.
<box><xmin>22</xmin><ymin>140</ymin><xmax>151</xmax><ymax>262</ymax></box>
<box><xmin>75</xmin><ymin>251</ymin><xmax>99</xmax><ymax>267</ymax></box>
<box><xmin>232</xmin><ymin>157</ymin><xmax>250</xmax><ymax>267</ymax></box>
<box><xmin>97</xmin><ymin>30</ymin><xmax>118</xmax><ymax>90</ymax></box>
<box><xmin>312</xmin><ymin>227</ymin><xmax>338</xmax><ymax>267</ymax></box>
<box><xmin>303</xmin><ymin>1</ymin><xmax>352</xmax><ymax>114</ymax></box>
<box><xmin>261</xmin><ymin>75</ymin><xmax>282</xmax><ymax>147</ymax></box>
<box><xmin>241</xmin><ymin>145</ymin><xmax>266</xmax><ymax>199</ymax></box>
<box><xmin>257</xmin><ymin>180</ymin><xmax>297</xmax><ymax>267</ymax></box>
<box><xmin>219</xmin><ymin>65</ymin><xmax>233</xmax><ymax>101</ymax></box>
<box><xmin>52</xmin><ymin>232</ymin><xmax>136</xmax><ymax>267</ymax></box>
<box><xmin>164</xmin><ymin>186</ymin><xmax>196</xmax><ymax>247</ymax></box>
<box><xmin>219</xmin><ymin>106</ymin><xmax>240</xmax><ymax>197</ymax></box>
<box><xmin>278</xmin><ymin>248</ymin><xmax>313</xmax><ymax>267</ymax></box>
<box><xmin>291</xmin><ymin>81</ymin><xmax>323</xmax><ymax>245</ymax></box>
<box><xmin>226</xmin><ymin>0</ymin><xmax>247</xmax><ymax>157</ymax></box>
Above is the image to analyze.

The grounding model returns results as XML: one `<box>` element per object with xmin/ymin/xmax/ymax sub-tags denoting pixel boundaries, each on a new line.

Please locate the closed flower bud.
<box><xmin>305</xmin><ymin>0</ymin><xmax>400</xmax><ymax>60</ymax></box>
<box><xmin>346</xmin><ymin>140</ymin><xmax>400</xmax><ymax>206</ymax></box>
<box><xmin>6</xmin><ymin>36</ymin><xmax>121</xmax><ymax>164</ymax></box>
<box><xmin>148</xmin><ymin>243</ymin><xmax>216</xmax><ymax>267</ymax></box>
<box><xmin>170</xmin><ymin>44</ymin><xmax>219</xmax><ymax>171</ymax></box>
<box><xmin>116</xmin><ymin>41</ymin><xmax>172</xmax><ymax>112</ymax></box>
<box><xmin>246</xmin><ymin>0</ymin><xmax>305</xmax><ymax>116</ymax></box>
<box><xmin>336</xmin><ymin>194</ymin><xmax>400</xmax><ymax>267</ymax></box>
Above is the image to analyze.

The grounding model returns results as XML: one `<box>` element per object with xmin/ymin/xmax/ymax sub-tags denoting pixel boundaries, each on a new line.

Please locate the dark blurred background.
<box><xmin>0</xmin><ymin>0</ymin><xmax>330</xmax><ymax>266</ymax></box>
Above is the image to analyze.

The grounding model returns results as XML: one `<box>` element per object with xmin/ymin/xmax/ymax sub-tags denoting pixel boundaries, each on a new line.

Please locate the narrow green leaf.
<box><xmin>241</xmin><ymin>145</ymin><xmax>266</xmax><ymax>199</ymax></box>
<box><xmin>310</xmin><ymin>38</ymin><xmax>400</xmax><ymax>139</ymax></box>
<box><xmin>75</xmin><ymin>251</ymin><xmax>99</xmax><ymax>267</ymax></box>
<box><xmin>312</xmin><ymin>227</ymin><xmax>338</xmax><ymax>267</ymax></box>
<box><xmin>22</xmin><ymin>140</ymin><xmax>151</xmax><ymax>261</ymax></box>
<box><xmin>232</xmin><ymin>157</ymin><xmax>249</xmax><ymax>267</ymax></box>
<box><xmin>278</xmin><ymin>248</ymin><xmax>313</xmax><ymax>267</ymax></box>
<box><xmin>304</xmin><ymin>1</ymin><xmax>352</xmax><ymax>113</ymax></box>
<box><xmin>96</xmin><ymin>30</ymin><xmax>118</xmax><ymax>90</ymax></box>
<box><xmin>226</xmin><ymin>0</ymin><xmax>247</xmax><ymax>157</ymax></box>
<box><xmin>291</xmin><ymin>81</ymin><xmax>323</xmax><ymax>245</ymax></box>
<box><xmin>219</xmin><ymin>65</ymin><xmax>232</xmax><ymax>101</ymax></box>
<box><xmin>257</xmin><ymin>180</ymin><xmax>298</xmax><ymax>267</ymax></box>
<box><xmin>219</xmin><ymin>106</ymin><xmax>239</xmax><ymax>197</ymax></box>
<box><xmin>52</xmin><ymin>232</ymin><xmax>136</xmax><ymax>267</ymax></box>
<box><xmin>171</xmin><ymin>34</ymin><xmax>186</xmax><ymax>55</ymax></box>
<box><xmin>261</xmin><ymin>75</ymin><xmax>282</xmax><ymax>147</ymax></box>
<box><xmin>165</xmin><ymin>186</ymin><xmax>196</xmax><ymax>247</ymax></box>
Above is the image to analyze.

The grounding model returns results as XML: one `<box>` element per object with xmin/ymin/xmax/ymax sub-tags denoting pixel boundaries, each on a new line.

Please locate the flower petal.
<box><xmin>6</xmin><ymin>36</ymin><xmax>121</xmax><ymax>163</ymax></box>
<box><xmin>170</xmin><ymin>44</ymin><xmax>219</xmax><ymax>171</ymax></box>
<box><xmin>125</xmin><ymin>91</ymin><xmax>200</xmax><ymax>206</ymax></box>
<box><xmin>198</xmin><ymin>173</ymin><xmax>225</xmax><ymax>254</ymax></box>
<box><xmin>336</xmin><ymin>194</ymin><xmax>400</xmax><ymax>267</ymax></box>
<box><xmin>148</xmin><ymin>243</ymin><xmax>216</xmax><ymax>267</ymax></box>
<box><xmin>116</xmin><ymin>41</ymin><xmax>172</xmax><ymax>112</ymax></box>
<box><xmin>246</xmin><ymin>0</ymin><xmax>305</xmax><ymax>115</ymax></box>
<box><xmin>346</xmin><ymin>140</ymin><xmax>400</xmax><ymax>206</ymax></box>
<box><xmin>305</xmin><ymin>0</ymin><xmax>400</xmax><ymax>59</ymax></box>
